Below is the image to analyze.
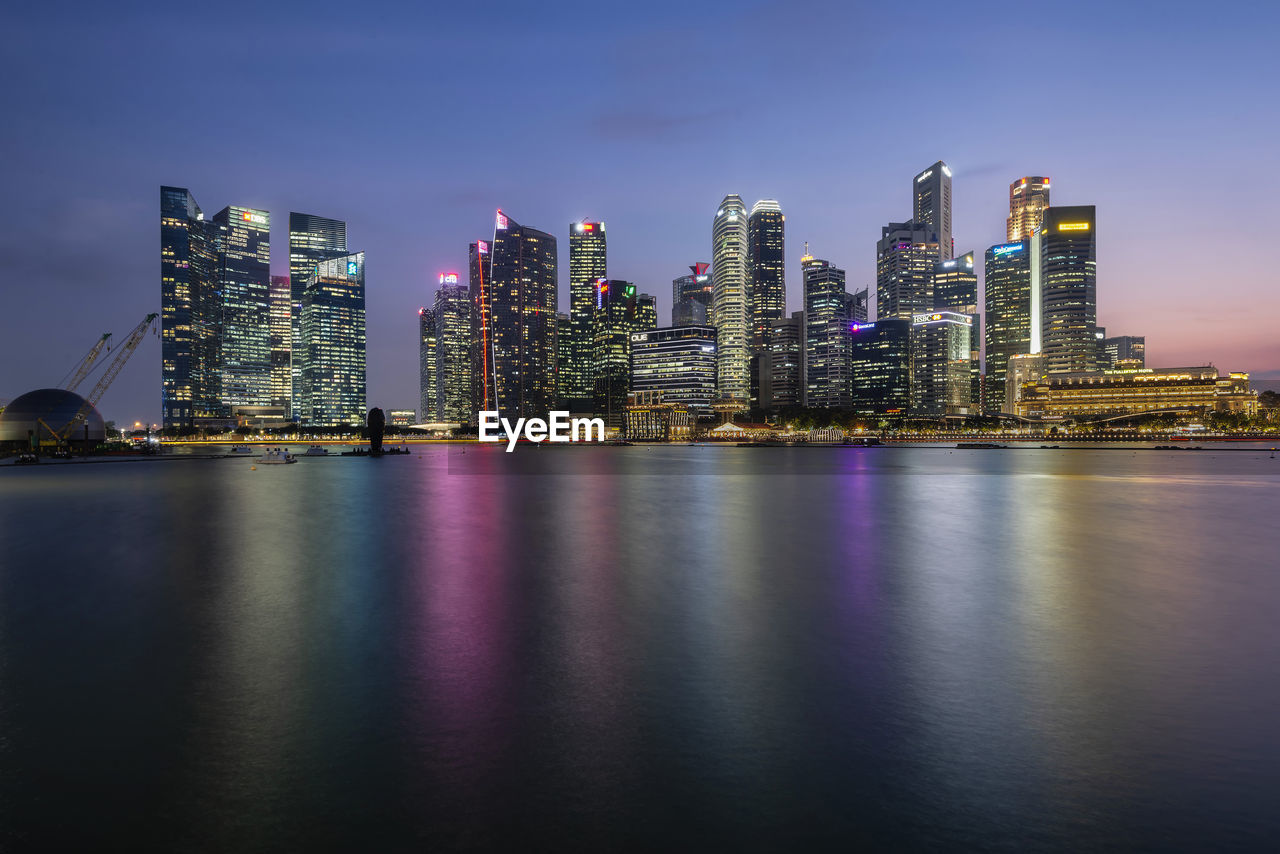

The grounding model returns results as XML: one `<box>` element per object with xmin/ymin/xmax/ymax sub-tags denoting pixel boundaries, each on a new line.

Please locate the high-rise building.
<box><xmin>161</xmin><ymin>186</ymin><xmax>221</xmax><ymax>428</ymax></box>
<box><xmin>289</xmin><ymin>214</ymin><xmax>347</xmax><ymax>419</ymax></box>
<box><xmin>803</xmin><ymin>253</ymin><xmax>852</xmax><ymax>409</ymax></box>
<box><xmin>849</xmin><ymin>318</ymin><xmax>911</xmax><ymax>416</ymax></box>
<box><xmin>568</xmin><ymin>221</ymin><xmax>606</xmax><ymax>406</ymax></box>
<box><xmin>1102</xmin><ymin>335</ymin><xmax>1146</xmax><ymax>368</ymax></box>
<box><xmin>591</xmin><ymin>279</ymin><xmax>647</xmax><ymax>427</ymax></box>
<box><xmin>876</xmin><ymin>221</ymin><xmax>940</xmax><ymax>321</ymax></box>
<box><xmin>1036</xmin><ymin>205</ymin><xmax>1098</xmax><ymax>374</ymax></box>
<box><xmin>269</xmin><ymin>274</ymin><xmax>292</xmax><ymax>412</ymax></box>
<box><xmin>911</xmin><ymin>311</ymin><xmax>973</xmax><ymax>417</ymax></box>
<box><xmin>468</xmin><ymin>239</ymin><xmax>493</xmax><ymax>421</ymax></box>
<box><xmin>913</xmin><ymin>161</ymin><xmax>953</xmax><ymax>259</ymax></box>
<box><xmin>433</xmin><ymin>275</ymin><xmax>471</xmax><ymax>422</ymax></box>
<box><xmin>553</xmin><ymin>311</ymin><xmax>571</xmax><ymax>407</ymax></box>
<box><xmin>630</xmin><ymin>325</ymin><xmax>718</xmax><ymax>414</ymax></box>
<box><xmin>1007</xmin><ymin>177</ymin><xmax>1051</xmax><ymax>242</ymax></box>
<box><xmin>672</xmin><ymin>262</ymin><xmax>712</xmax><ymax>326</ymax></box>
<box><xmin>486</xmin><ymin>211</ymin><xmax>558</xmax><ymax>419</ymax></box>
<box><xmin>983</xmin><ymin>240</ymin><xmax>1033</xmax><ymax>412</ymax></box>
<box><xmin>748</xmin><ymin>200</ymin><xmax>785</xmax><ymax>349</ymax></box>
<box><xmin>419</xmin><ymin>306</ymin><xmax>437</xmax><ymax>422</ymax></box>
<box><xmin>299</xmin><ymin>252</ymin><xmax>366</xmax><ymax>426</ymax></box>
<box><xmin>211</xmin><ymin>206</ymin><xmax>271</xmax><ymax>413</ymax></box>
<box><xmin>767</xmin><ymin>311</ymin><xmax>805</xmax><ymax>409</ymax></box>
<box><xmin>934</xmin><ymin>251</ymin><xmax>981</xmax><ymax>409</ymax></box>
<box><xmin>712</xmin><ymin>195</ymin><xmax>750</xmax><ymax>401</ymax></box>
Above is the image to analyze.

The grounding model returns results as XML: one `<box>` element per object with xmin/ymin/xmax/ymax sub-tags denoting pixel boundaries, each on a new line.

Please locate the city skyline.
<box><xmin>4</xmin><ymin>1</ymin><xmax>1279</xmax><ymax>423</ymax></box>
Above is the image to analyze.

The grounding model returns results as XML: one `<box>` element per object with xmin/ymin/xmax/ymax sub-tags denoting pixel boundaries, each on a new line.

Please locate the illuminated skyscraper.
<box><xmin>712</xmin><ymin>195</ymin><xmax>750</xmax><ymax>401</ymax></box>
<box><xmin>748</xmin><ymin>200</ymin><xmax>785</xmax><ymax>349</ymax></box>
<box><xmin>1007</xmin><ymin>177</ymin><xmax>1050</xmax><ymax>242</ymax></box>
<box><xmin>913</xmin><ymin>161</ymin><xmax>953</xmax><ymax>259</ymax></box>
<box><xmin>1036</xmin><ymin>205</ymin><xmax>1097</xmax><ymax>374</ymax></box>
<box><xmin>299</xmin><ymin>252</ymin><xmax>366</xmax><ymax>426</ymax></box>
<box><xmin>289</xmin><ymin>213</ymin><xmax>347</xmax><ymax>418</ymax></box>
<box><xmin>984</xmin><ymin>240</ymin><xmax>1032</xmax><ymax>412</ymax></box>
<box><xmin>803</xmin><ymin>253</ymin><xmax>853</xmax><ymax>409</ymax></box>
<box><xmin>433</xmin><ymin>274</ymin><xmax>471</xmax><ymax>422</ymax></box>
<box><xmin>591</xmin><ymin>279</ymin><xmax>645</xmax><ymax>427</ymax></box>
<box><xmin>269</xmin><ymin>274</ymin><xmax>292</xmax><ymax>411</ymax></box>
<box><xmin>212</xmin><ymin>205</ymin><xmax>271</xmax><ymax>411</ymax></box>
<box><xmin>630</xmin><ymin>326</ymin><xmax>718</xmax><ymax>414</ymax></box>
<box><xmin>910</xmin><ymin>311</ymin><xmax>973</xmax><ymax>417</ymax></box>
<box><xmin>568</xmin><ymin>221</ymin><xmax>606</xmax><ymax>406</ymax></box>
<box><xmin>672</xmin><ymin>262</ymin><xmax>712</xmax><ymax>326</ymax></box>
<box><xmin>934</xmin><ymin>251</ymin><xmax>981</xmax><ymax>409</ymax></box>
<box><xmin>419</xmin><ymin>306</ymin><xmax>437</xmax><ymax>422</ymax></box>
<box><xmin>487</xmin><ymin>211</ymin><xmax>557</xmax><ymax>418</ymax></box>
<box><xmin>876</xmin><ymin>221</ymin><xmax>940</xmax><ymax>321</ymax></box>
<box><xmin>850</xmin><ymin>318</ymin><xmax>912</xmax><ymax>416</ymax></box>
<box><xmin>161</xmin><ymin>186</ymin><xmax>220</xmax><ymax>428</ymax></box>
<box><xmin>468</xmin><ymin>239</ymin><xmax>493</xmax><ymax>421</ymax></box>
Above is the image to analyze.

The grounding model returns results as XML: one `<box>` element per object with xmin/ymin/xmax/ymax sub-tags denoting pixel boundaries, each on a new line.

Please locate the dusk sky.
<box><xmin>3</xmin><ymin>0</ymin><xmax>1278</xmax><ymax>423</ymax></box>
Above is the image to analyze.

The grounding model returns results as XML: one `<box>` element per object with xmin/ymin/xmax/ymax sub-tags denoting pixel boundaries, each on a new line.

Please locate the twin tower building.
<box><xmin>161</xmin><ymin>187</ymin><xmax>365</xmax><ymax>430</ymax></box>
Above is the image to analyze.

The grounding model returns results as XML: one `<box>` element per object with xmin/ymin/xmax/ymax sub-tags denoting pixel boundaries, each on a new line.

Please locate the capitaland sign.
<box><xmin>478</xmin><ymin>411</ymin><xmax>606</xmax><ymax>452</ymax></box>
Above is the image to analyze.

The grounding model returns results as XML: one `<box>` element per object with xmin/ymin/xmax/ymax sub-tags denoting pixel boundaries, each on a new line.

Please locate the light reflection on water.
<box><xmin>1</xmin><ymin>446</ymin><xmax>1278</xmax><ymax>850</ymax></box>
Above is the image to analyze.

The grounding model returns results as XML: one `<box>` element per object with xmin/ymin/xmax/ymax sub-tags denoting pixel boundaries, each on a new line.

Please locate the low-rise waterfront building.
<box><xmin>1015</xmin><ymin>366</ymin><xmax>1257</xmax><ymax>419</ymax></box>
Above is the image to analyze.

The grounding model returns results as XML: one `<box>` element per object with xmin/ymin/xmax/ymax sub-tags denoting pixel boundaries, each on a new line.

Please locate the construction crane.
<box><xmin>62</xmin><ymin>332</ymin><xmax>113</xmax><ymax>392</ymax></box>
<box><xmin>44</xmin><ymin>313</ymin><xmax>158</xmax><ymax>444</ymax></box>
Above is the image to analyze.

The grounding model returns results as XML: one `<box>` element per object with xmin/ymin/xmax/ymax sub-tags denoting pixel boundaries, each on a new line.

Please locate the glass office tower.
<box><xmin>299</xmin><ymin>252</ymin><xmax>366</xmax><ymax>426</ymax></box>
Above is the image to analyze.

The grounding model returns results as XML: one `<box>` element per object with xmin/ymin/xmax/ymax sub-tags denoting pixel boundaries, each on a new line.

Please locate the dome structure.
<box><xmin>0</xmin><ymin>388</ymin><xmax>106</xmax><ymax>444</ymax></box>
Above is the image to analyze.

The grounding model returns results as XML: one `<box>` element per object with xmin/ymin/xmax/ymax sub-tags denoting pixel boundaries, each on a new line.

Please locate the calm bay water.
<box><xmin>2</xmin><ymin>445</ymin><xmax>1279</xmax><ymax>850</ymax></box>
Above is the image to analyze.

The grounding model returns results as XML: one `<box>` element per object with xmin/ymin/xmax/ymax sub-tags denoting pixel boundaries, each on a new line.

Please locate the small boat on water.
<box><xmin>303</xmin><ymin>445</ymin><xmax>329</xmax><ymax>456</ymax></box>
<box><xmin>229</xmin><ymin>444</ymin><xmax>253</xmax><ymax>455</ymax></box>
<box><xmin>259</xmin><ymin>447</ymin><xmax>297</xmax><ymax>464</ymax></box>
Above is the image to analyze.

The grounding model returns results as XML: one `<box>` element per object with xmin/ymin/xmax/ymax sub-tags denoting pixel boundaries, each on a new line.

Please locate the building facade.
<box><xmin>1008</xmin><ymin>177</ymin><xmax>1050</xmax><ymax>242</ymax></box>
<box><xmin>849</xmin><ymin>318</ymin><xmax>911</xmax><ymax>416</ymax></box>
<box><xmin>289</xmin><ymin>213</ymin><xmax>347</xmax><ymax>419</ymax></box>
<box><xmin>419</xmin><ymin>307</ymin><xmax>437</xmax><ymax>422</ymax></box>
<box><xmin>487</xmin><ymin>211</ymin><xmax>557</xmax><ymax>419</ymax></box>
<box><xmin>933</xmin><ymin>251</ymin><xmax>981</xmax><ymax>410</ymax></box>
<box><xmin>268</xmin><ymin>274</ymin><xmax>291</xmax><ymax>412</ymax></box>
<box><xmin>568</xmin><ymin>221</ymin><xmax>606</xmax><ymax>406</ymax></box>
<box><xmin>984</xmin><ymin>240</ymin><xmax>1033</xmax><ymax>412</ymax></box>
<box><xmin>1102</xmin><ymin>335</ymin><xmax>1146</xmax><ymax>368</ymax></box>
<box><xmin>913</xmin><ymin>161</ymin><xmax>953</xmax><ymax>259</ymax></box>
<box><xmin>630</xmin><ymin>325</ymin><xmax>718</xmax><ymax>415</ymax></box>
<box><xmin>748</xmin><ymin>200</ymin><xmax>785</xmax><ymax>350</ymax></box>
<box><xmin>468</xmin><ymin>239</ymin><xmax>493</xmax><ymax>422</ymax></box>
<box><xmin>910</xmin><ymin>311</ymin><xmax>973</xmax><ymax>417</ymax></box>
<box><xmin>803</xmin><ymin>254</ymin><xmax>852</xmax><ymax>409</ymax></box>
<box><xmin>1016</xmin><ymin>367</ymin><xmax>1256</xmax><ymax>419</ymax></box>
<box><xmin>672</xmin><ymin>262</ymin><xmax>712</xmax><ymax>327</ymax></box>
<box><xmin>161</xmin><ymin>186</ymin><xmax>221</xmax><ymax>428</ymax></box>
<box><xmin>876</xmin><ymin>221</ymin><xmax>940</xmax><ymax>321</ymax></box>
<box><xmin>712</xmin><ymin>195</ymin><xmax>750</xmax><ymax>401</ymax></box>
<box><xmin>1037</xmin><ymin>205</ymin><xmax>1098</xmax><ymax>374</ymax></box>
<box><xmin>212</xmin><ymin>206</ymin><xmax>272</xmax><ymax>413</ymax></box>
<box><xmin>299</xmin><ymin>252</ymin><xmax>366</xmax><ymax>426</ymax></box>
<box><xmin>433</xmin><ymin>276</ymin><xmax>471</xmax><ymax>422</ymax></box>
<box><xmin>767</xmin><ymin>312</ymin><xmax>805</xmax><ymax>409</ymax></box>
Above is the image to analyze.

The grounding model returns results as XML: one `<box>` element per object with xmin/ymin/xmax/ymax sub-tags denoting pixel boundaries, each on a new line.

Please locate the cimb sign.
<box><xmin>478</xmin><ymin>411</ymin><xmax>606</xmax><ymax>452</ymax></box>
